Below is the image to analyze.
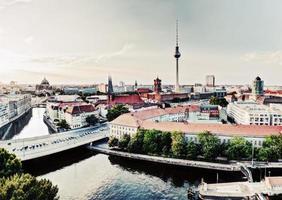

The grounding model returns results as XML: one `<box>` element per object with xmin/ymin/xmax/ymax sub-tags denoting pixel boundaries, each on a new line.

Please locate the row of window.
<box><xmin>111</xmin><ymin>125</ymin><xmax>136</xmax><ymax>132</ymax></box>
<box><xmin>186</xmin><ymin>136</ymin><xmax>263</xmax><ymax>146</ymax></box>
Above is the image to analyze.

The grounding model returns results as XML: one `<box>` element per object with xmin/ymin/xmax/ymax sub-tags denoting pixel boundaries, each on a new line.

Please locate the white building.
<box><xmin>0</xmin><ymin>101</ymin><xmax>9</xmax><ymax>127</ymax></box>
<box><xmin>45</xmin><ymin>95</ymin><xmax>98</xmax><ymax>129</ymax></box>
<box><xmin>0</xmin><ymin>94</ymin><xmax>32</xmax><ymax>128</ymax></box>
<box><xmin>110</xmin><ymin>107</ymin><xmax>282</xmax><ymax>147</ymax></box>
<box><xmin>64</xmin><ymin>104</ymin><xmax>97</xmax><ymax>129</ymax></box>
<box><xmin>227</xmin><ymin>101</ymin><xmax>282</xmax><ymax>126</ymax></box>
<box><xmin>110</xmin><ymin>106</ymin><xmax>189</xmax><ymax>139</ymax></box>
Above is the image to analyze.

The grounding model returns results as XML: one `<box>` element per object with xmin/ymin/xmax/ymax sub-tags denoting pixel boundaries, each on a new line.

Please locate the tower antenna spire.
<box><xmin>176</xmin><ymin>19</ymin><xmax>179</xmax><ymax>46</ymax></box>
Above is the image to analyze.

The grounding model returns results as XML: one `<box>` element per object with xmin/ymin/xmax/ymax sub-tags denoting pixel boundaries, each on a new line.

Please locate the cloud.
<box><xmin>241</xmin><ymin>51</ymin><xmax>282</xmax><ymax>65</ymax></box>
<box><xmin>29</xmin><ymin>43</ymin><xmax>134</xmax><ymax>66</ymax></box>
<box><xmin>24</xmin><ymin>36</ymin><xmax>33</xmax><ymax>45</ymax></box>
<box><xmin>0</xmin><ymin>0</ymin><xmax>32</xmax><ymax>10</ymax></box>
<box><xmin>95</xmin><ymin>43</ymin><xmax>134</xmax><ymax>63</ymax></box>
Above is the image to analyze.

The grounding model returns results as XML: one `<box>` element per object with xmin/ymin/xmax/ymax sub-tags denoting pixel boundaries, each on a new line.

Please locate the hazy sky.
<box><xmin>0</xmin><ymin>0</ymin><xmax>281</xmax><ymax>85</ymax></box>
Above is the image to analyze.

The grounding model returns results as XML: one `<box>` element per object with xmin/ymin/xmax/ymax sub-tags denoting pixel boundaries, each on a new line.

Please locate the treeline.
<box><xmin>108</xmin><ymin>129</ymin><xmax>282</xmax><ymax>162</ymax></box>
<box><xmin>0</xmin><ymin>148</ymin><xmax>58</xmax><ymax>200</ymax></box>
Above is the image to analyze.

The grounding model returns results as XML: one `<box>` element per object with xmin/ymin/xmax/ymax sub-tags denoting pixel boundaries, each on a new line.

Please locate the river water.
<box><xmin>15</xmin><ymin>108</ymin><xmax>243</xmax><ymax>200</ymax></box>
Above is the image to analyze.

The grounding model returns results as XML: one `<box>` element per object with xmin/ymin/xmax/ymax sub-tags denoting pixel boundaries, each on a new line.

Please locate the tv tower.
<box><xmin>174</xmin><ymin>20</ymin><xmax>181</xmax><ymax>92</ymax></box>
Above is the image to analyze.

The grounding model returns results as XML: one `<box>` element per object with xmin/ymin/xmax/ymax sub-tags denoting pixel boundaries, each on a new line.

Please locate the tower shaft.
<box><xmin>174</xmin><ymin>20</ymin><xmax>181</xmax><ymax>93</ymax></box>
<box><xmin>176</xmin><ymin>58</ymin><xmax>179</xmax><ymax>92</ymax></box>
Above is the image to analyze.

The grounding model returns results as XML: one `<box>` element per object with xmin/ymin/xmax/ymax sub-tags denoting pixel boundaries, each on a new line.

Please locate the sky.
<box><xmin>0</xmin><ymin>0</ymin><xmax>281</xmax><ymax>85</ymax></box>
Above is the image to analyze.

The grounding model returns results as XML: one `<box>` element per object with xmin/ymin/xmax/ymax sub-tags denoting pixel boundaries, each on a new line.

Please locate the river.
<box><xmin>15</xmin><ymin>108</ymin><xmax>243</xmax><ymax>200</ymax></box>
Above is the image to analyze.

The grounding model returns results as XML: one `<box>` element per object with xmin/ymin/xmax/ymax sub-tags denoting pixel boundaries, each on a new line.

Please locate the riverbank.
<box><xmin>89</xmin><ymin>145</ymin><xmax>241</xmax><ymax>171</ymax></box>
<box><xmin>0</xmin><ymin>108</ymin><xmax>32</xmax><ymax>140</ymax></box>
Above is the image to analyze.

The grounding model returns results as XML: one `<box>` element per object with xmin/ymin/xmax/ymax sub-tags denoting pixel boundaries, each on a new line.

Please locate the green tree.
<box><xmin>226</xmin><ymin>137</ymin><xmax>252</xmax><ymax>160</ymax></box>
<box><xmin>0</xmin><ymin>148</ymin><xmax>58</xmax><ymax>200</ymax></box>
<box><xmin>209</xmin><ymin>96</ymin><xmax>228</xmax><ymax>107</ymax></box>
<box><xmin>171</xmin><ymin>131</ymin><xmax>186</xmax><ymax>158</ymax></box>
<box><xmin>57</xmin><ymin>119</ymin><xmax>70</xmax><ymax>130</ymax></box>
<box><xmin>186</xmin><ymin>140</ymin><xmax>198</xmax><ymax>159</ymax></box>
<box><xmin>106</xmin><ymin>104</ymin><xmax>129</xmax><ymax>121</ymax></box>
<box><xmin>108</xmin><ymin>136</ymin><xmax>119</xmax><ymax>147</ymax></box>
<box><xmin>0</xmin><ymin>173</ymin><xmax>58</xmax><ymax>200</ymax></box>
<box><xmin>86</xmin><ymin>114</ymin><xmax>99</xmax><ymax>126</ymax></box>
<box><xmin>264</xmin><ymin>135</ymin><xmax>282</xmax><ymax>157</ymax></box>
<box><xmin>257</xmin><ymin>147</ymin><xmax>276</xmax><ymax>161</ymax></box>
<box><xmin>118</xmin><ymin>134</ymin><xmax>131</xmax><ymax>150</ymax></box>
<box><xmin>127</xmin><ymin>129</ymin><xmax>145</xmax><ymax>153</ymax></box>
<box><xmin>159</xmin><ymin>131</ymin><xmax>172</xmax><ymax>155</ymax></box>
<box><xmin>143</xmin><ymin>130</ymin><xmax>160</xmax><ymax>155</ymax></box>
<box><xmin>0</xmin><ymin>148</ymin><xmax>22</xmax><ymax>178</ymax></box>
<box><xmin>198</xmin><ymin>131</ymin><xmax>220</xmax><ymax>161</ymax></box>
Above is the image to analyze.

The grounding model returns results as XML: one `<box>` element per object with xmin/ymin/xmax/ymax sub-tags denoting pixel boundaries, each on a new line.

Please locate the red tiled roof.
<box><xmin>130</xmin><ymin>106</ymin><xmax>189</xmax><ymax>120</ymax></box>
<box><xmin>141</xmin><ymin>121</ymin><xmax>282</xmax><ymax>137</ymax></box>
<box><xmin>111</xmin><ymin>106</ymin><xmax>282</xmax><ymax>137</ymax></box>
<box><xmin>66</xmin><ymin>104</ymin><xmax>95</xmax><ymax>115</ymax></box>
<box><xmin>136</xmin><ymin>88</ymin><xmax>152</xmax><ymax>93</ymax></box>
<box><xmin>110</xmin><ymin>94</ymin><xmax>144</xmax><ymax>105</ymax></box>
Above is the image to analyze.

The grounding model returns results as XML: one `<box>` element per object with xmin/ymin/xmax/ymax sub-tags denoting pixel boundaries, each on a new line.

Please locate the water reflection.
<box><xmin>12</xmin><ymin>108</ymin><xmax>51</xmax><ymax>139</ymax></box>
<box><xmin>23</xmin><ymin>147</ymin><xmax>244</xmax><ymax>200</ymax></box>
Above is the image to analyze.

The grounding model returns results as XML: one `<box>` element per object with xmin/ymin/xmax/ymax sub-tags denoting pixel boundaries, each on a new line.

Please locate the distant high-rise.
<box><xmin>206</xmin><ymin>75</ymin><xmax>215</xmax><ymax>87</ymax></box>
<box><xmin>154</xmin><ymin>77</ymin><xmax>162</xmax><ymax>93</ymax></box>
<box><xmin>108</xmin><ymin>75</ymin><xmax>114</xmax><ymax>95</ymax></box>
<box><xmin>174</xmin><ymin>20</ymin><xmax>181</xmax><ymax>93</ymax></box>
<box><xmin>252</xmin><ymin>76</ymin><xmax>264</xmax><ymax>96</ymax></box>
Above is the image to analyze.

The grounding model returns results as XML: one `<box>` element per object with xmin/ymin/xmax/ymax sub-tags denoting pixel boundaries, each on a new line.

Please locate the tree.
<box><xmin>57</xmin><ymin>119</ymin><xmax>70</xmax><ymax>130</ymax></box>
<box><xmin>226</xmin><ymin>137</ymin><xmax>252</xmax><ymax>160</ymax></box>
<box><xmin>198</xmin><ymin>131</ymin><xmax>220</xmax><ymax>161</ymax></box>
<box><xmin>171</xmin><ymin>131</ymin><xmax>186</xmax><ymax>158</ymax></box>
<box><xmin>0</xmin><ymin>148</ymin><xmax>22</xmax><ymax>178</ymax></box>
<box><xmin>0</xmin><ymin>148</ymin><xmax>58</xmax><ymax>200</ymax></box>
<box><xmin>142</xmin><ymin>130</ymin><xmax>160</xmax><ymax>155</ymax></box>
<box><xmin>86</xmin><ymin>115</ymin><xmax>99</xmax><ymax>126</ymax></box>
<box><xmin>209</xmin><ymin>96</ymin><xmax>228</xmax><ymax>107</ymax></box>
<box><xmin>108</xmin><ymin>136</ymin><xmax>119</xmax><ymax>147</ymax></box>
<box><xmin>127</xmin><ymin>129</ymin><xmax>145</xmax><ymax>153</ymax></box>
<box><xmin>0</xmin><ymin>173</ymin><xmax>58</xmax><ymax>200</ymax></box>
<box><xmin>118</xmin><ymin>134</ymin><xmax>131</xmax><ymax>150</ymax></box>
<box><xmin>159</xmin><ymin>131</ymin><xmax>172</xmax><ymax>155</ymax></box>
<box><xmin>263</xmin><ymin>135</ymin><xmax>282</xmax><ymax>158</ymax></box>
<box><xmin>106</xmin><ymin>104</ymin><xmax>129</xmax><ymax>121</ymax></box>
<box><xmin>186</xmin><ymin>140</ymin><xmax>198</xmax><ymax>159</ymax></box>
<box><xmin>257</xmin><ymin>147</ymin><xmax>278</xmax><ymax>161</ymax></box>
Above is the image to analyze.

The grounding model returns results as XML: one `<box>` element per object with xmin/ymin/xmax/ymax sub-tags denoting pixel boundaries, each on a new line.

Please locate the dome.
<box><xmin>41</xmin><ymin>77</ymin><xmax>50</xmax><ymax>85</ymax></box>
<box><xmin>255</xmin><ymin>76</ymin><xmax>261</xmax><ymax>81</ymax></box>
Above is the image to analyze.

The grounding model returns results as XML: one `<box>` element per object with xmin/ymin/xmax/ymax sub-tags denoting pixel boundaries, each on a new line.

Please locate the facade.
<box><xmin>64</xmin><ymin>104</ymin><xmax>97</xmax><ymax>129</ymax></box>
<box><xmin>0</xmin><ymin>94</ymin><xmax>32</xmax><ymax>128</ymax></box>
<box><xmin>107</xmin><ymin>76</ymin><xmax>114</xmax><ymax>95</ymax></box>
<box><xmin>206</xmin><ymin>75</ymin><xmax>215</xmax><ymax>87</ymax></box>
<box><xmin>154</xmin><ymin>77</ymin><xmax>162</xmax><ymax>93</ymax></box>
<box><xmin>252</xmin><ymin>76</ymin><xmax>264</xmax><ymax>97</ymax></box>
<box><xmin>110</xmin><ymin>106</ymin><xmax>282</xmax><ymax>147</ymax></box>
<box><xmin>227</xmin><ymin>101</ymin><xmax>282</xmax><ymax>126</ymax></box>
<box><xmin>98</xmin><ymin>83</ymin><xmax>107</xmax><ymax>93</ymax></box>
<box><xmin>110</xmin><ymin>106</ymin><xmax>190</xmax><ymax>138</ymax></box>
<box><xmin>0</xmin><ymin>101</ymin><xmax>9</xmax><ymax>127</ymax></box>
<box><xmin>45</xmin><ymin>97</ymin><xmax>97</xmax><ymax>129</ymax></box>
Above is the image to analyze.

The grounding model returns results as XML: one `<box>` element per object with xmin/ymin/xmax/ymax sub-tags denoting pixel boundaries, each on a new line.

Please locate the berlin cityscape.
<box><xmin>1</xmin><ymin>0</ymin><xmax>282</xmax><ymax>200</ymax></box>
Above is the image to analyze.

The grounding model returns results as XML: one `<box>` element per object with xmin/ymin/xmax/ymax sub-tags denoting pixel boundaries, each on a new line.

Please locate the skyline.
<box><xmin>0</xmin><ymin>0</ymin><xmax>282</xmax><ymax>85</ymax></box>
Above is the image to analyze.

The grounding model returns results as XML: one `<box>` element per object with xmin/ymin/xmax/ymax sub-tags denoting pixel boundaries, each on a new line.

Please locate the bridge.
<box><xmin>31</xmin><ymin>97</ymin><xmax>48</xmax><ymax>108</ymax></box>
<box><xmin>0</xmin><ymin>123</ymin><xmax>109</xmax><ymax>161</ymax></box>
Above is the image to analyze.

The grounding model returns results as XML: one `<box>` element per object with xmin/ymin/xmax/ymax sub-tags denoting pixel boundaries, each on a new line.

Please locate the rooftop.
<box><xmin>111</xmin><ymin>106</ymin><xmax>282</xmax><ymax>137</ymax></box>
